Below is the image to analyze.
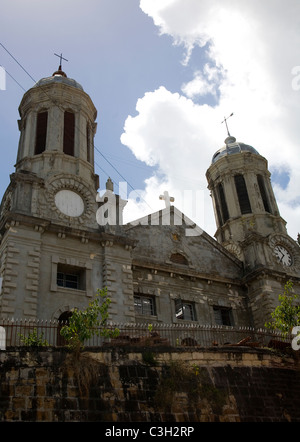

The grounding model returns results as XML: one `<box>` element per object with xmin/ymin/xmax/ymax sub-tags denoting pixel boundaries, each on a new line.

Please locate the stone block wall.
<box><xmin>0</xmin><ymin>346</ymin><xmax>300</xmax><ymax>422</ymax></box>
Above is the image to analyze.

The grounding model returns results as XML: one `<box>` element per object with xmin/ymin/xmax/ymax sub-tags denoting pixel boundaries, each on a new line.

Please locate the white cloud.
<box><xmin>181</xmin><ymin>64</ymin><xmax>223</xmax><ymax>99</ymax></box>
<box><xmin>122</xmin><ymin>0</ymin><xmax>300</xmax><ymax>240</ymax></box>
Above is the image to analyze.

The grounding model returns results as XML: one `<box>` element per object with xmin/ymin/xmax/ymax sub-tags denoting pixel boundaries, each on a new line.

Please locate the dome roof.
<box><xmin>211</xmin><ymin>136</ymin><xmax>259</xmax><ymax>164</ymax></box>
<box><xmin>33</xmin><ymin>69</ymin><xmax>84</xmax><ymax>91</ymax></box>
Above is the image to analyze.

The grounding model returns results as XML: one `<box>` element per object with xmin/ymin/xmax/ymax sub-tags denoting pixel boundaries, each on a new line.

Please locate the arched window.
<box><xmin>217</xmin><ymin>183</ymin><xmax>229</xmax><ymax>224</ymax></box>
<box><xmin>63</xmin><ymin>111</ymin><xmax>75</xmax><ymax>156</ymax></box>
<box><xmin>86</xmin><ymin>124</ymin><xmax>91</xmax><ymax>163</ymax></box>
<box><xmin>57</xmin><ymin>311</ymin><xmax>73</xmax><ymax>346</ymax></box>
<box><xmin>35</xmin><ymin>111</ymin><xmax>48</xmax><ymax>154</ymax></box>
<box><xmin>257</xmin><ymin>175</ymin><xmax>272</xmax><ymax>213</ymax></box>
<box><xmin>234</xmin><ymin>174</ymin><xmax>252</xmax><ymax>214</ymax></box>
<box><xmin>170</xmin><ymin>253</ymin><xmax>188</xmax><ymax>265</ymax></box>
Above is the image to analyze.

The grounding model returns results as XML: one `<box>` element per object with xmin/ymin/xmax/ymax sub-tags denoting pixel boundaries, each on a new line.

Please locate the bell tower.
<box><xmin>206</xmin><ymin>135</ymin><xmax>287</xmax><ymax>262</ymax></box>
<box><xmin>0</xmin><ymin>65</ymin><xmax>104</xmax><ymax>319</ymax></box>
<box><xmin>11</xmin><ymin>64</ymin><xmax>99</xmax><ymax>230</ymax></box>
<box><xmin>206</xmin><ymin>134</ymin><xmax>300</xmax><ymax>327</ymax></box>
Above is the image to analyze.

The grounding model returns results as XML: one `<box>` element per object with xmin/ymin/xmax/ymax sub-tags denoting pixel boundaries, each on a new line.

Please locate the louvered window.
<box><xmin>35</xmin><ymin>111</ymin><xmax>48</xmax><ymax>154</ymax></box>
<box><xmin>257</xmin><ymin>175</ymin><xmax>271</xmax><ymax>213</ymax></box>
<box><xmin>86</xmin><ymin>124</ymin><xmax>91</xmax><ymax>163</ymax></box>
<box><xmin>63</xmin><ymin>111</ymin><xmax>75</xmax><ymax>156</ymax></box>
<box><xmin>234</xmin><ymin>174</ymin><xmax>252</xmax><ymax>214</ymax></box>
<box><xmin>170</xmin><ymin>253</ymin><xmax>188</xmax><ymax>265</ymax></box>
<box><xmin>217</xmin><ymin>183</ymin><xmax>229</xmax><ymax>223</ymax></box>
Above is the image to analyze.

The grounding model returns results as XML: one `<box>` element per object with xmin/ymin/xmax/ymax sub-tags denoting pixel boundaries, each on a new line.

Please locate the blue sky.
<box><xmin>1</xmin><ymin>0</ymin><xmax>300</xmax><ymax>239</ymax></box>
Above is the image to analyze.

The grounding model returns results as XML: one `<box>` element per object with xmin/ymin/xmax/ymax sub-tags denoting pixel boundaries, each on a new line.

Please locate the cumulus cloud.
<box><xmin>121</xmin><ymin>0</ymin><xmax>300</xmax><ymax>239</ymax></box>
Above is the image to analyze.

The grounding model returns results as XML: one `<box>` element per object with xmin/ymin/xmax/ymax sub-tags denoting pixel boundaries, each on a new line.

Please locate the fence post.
<box><xmin>0</xmin><ymin>326</ymin><xmax>6</xmax><ymax>350</ymax></box>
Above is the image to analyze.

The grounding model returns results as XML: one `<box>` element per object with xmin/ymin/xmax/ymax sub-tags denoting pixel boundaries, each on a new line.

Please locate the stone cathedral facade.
<box><xmin>0</xmin><ymin>67</ymin><xmax>299</xmax><ymax>329</ymax></box>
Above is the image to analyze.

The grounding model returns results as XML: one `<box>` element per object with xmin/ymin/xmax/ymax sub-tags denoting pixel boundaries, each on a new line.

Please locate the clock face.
<box><xmin>274</xmin><ymin>245</ymin><xmax>292</xmax><ymax>267</ymax></box>
<box><xmin>55</xmin><ymin>190</ymin><xmax>84</xmax><ymax>217</ymax></box>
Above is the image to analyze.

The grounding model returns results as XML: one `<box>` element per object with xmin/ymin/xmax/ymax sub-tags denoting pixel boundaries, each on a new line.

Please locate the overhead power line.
<box><xmin>0</xmin><ymin>42</ymin><xmax>153</xmax><ymax>211</ymax></box>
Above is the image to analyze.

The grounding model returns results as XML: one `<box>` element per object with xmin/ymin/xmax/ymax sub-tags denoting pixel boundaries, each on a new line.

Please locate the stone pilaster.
<box><xmin>101</xmin><ymin>239</ymin><xmax>134</xmax><ymax>323</ymax></box>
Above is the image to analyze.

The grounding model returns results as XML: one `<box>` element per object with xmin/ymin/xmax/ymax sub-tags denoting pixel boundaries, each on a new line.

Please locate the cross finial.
<box><xmin>159</xmin><ymin>191</ymin><xmax>175</xmax><ymax>208</ymax></box>
<box><xmin>54</xmin><ymin>53</ymin><xmax>68</xmax><ymax>70</ymax></box>
<box><xmin>221</xmin><ymin>113</ymin><xmax>234</xmax><ymax>137</ymax></box>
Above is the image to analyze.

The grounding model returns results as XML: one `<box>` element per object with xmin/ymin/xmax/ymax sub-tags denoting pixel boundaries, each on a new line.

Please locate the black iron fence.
<box><xmin>0</xmin><ymin>318</ymin><xmax>293</xmax><ymax>350</ymax></box>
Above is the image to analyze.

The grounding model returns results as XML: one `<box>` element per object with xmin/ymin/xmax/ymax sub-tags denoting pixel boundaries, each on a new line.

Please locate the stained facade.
<box><xmin>0</xmin><ymin>68</ymin><xmax>299</xmax><ymax>329</ymax></box>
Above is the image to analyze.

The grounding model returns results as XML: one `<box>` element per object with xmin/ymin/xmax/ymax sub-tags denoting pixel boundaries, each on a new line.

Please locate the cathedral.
<box><xmin>0</xmin><ymin>66</ymin><xmax>299</xmax><ymax>330</ymax></box>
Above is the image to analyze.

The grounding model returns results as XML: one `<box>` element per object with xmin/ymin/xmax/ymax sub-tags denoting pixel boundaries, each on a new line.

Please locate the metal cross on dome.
<box><xmin>54</xmin><ymin>53</ymin><xmax>68</xmax><ymax>70</ymax></box>
<box><xmin>221</xmin><ymin>112</ymin><xmax>234</xmax><ymax>137</ymax></box>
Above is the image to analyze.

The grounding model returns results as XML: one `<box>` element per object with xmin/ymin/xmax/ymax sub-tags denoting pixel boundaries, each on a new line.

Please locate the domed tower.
<box><xmin>12</xmin><ymin>65</ymin><xmax>99</xmax><ymax>229</ymax></box>
<box><xmin>206</xmin><ymin>134</ymin><xmax>300</xmax><ymax>327</ymax></box>
<box><xmin>0</xmin><ymin>65</ymin><xmax>134</xmax><ymax>322</ymax></box>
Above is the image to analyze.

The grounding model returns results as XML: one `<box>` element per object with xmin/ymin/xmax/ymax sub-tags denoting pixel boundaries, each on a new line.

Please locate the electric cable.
<box><xmin>0</xmin><ymin>42</ymin><xmax>153</xmax><ymax>210</ymax></box>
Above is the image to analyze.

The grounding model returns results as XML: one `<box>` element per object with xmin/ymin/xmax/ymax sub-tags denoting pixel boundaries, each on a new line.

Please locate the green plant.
<box><xmin>265</xmin><ymin>281</ymin><xmax>300</xmax><ymax>335</ymax></box>
<box><xmin>60</xmin><ymin>287</ymin><xmax>119</xmax><ymax>353</ymax></box>
<box><xmin>19</xmin><ymin>329</ymin><xmax>48</xmax><ymax>347</ymax></box>
<box><xmin>142</xmin><ymin>350</ymin><xmax>158</xmax><ymax>366</ymax></box>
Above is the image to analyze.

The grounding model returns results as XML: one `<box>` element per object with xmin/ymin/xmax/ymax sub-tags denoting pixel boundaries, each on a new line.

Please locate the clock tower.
<box><xmin>206</xmin><ymin>135</ymin><xmax>300</xmax><ymax>327</ymax></box>
<box><xmin>13</xmin><ymin>65</ymin><xmax>99</xmax><ymax>229</ymax></box>
<box><xmin>0</xmin><ymin>65</ymin><xmax>135</xmax><ymax>321</ymax></box>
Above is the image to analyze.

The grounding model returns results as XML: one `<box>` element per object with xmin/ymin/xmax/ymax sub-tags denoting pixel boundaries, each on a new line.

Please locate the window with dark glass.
<box><xmin>35</xmin><ymin>111</ymin><xmax>48</xmax><ymax>154</ymax></box>
<box><xmin>63</xmin><ymin>111</ymin><xmax>75</xmax><ymax>156</ymax></box>
<box><xmin>57</xmin><ymin>264</ymin><xmax>85</xmax><ymax>290</ymax></box>
<box><xmin>213</xmin><ymin>306</ymin><xmax>233</xmax><ymax>326</ymax></box>
<box><xmin>234</xmin><ymin>174</ymin><xmax>252</xmax><ymax>214</ymax></box>
<box><xmin>257</xmin><ymin>175</ymin><xmax>271</xmax><ymax>213</ymax></box>
<box><xmin>175</xmin><ymin>299</ymin><xmax>196</xmax><ymax>321</ymax></box>
<box><xmin>134</xmin><ymin>295</ymin><xmax>156</xmax><ymax>316</ymax></box>
<box><xmin>217</xmin><ymin>183</ymin><xmax>229</xmax><ymax>223</ymax></box>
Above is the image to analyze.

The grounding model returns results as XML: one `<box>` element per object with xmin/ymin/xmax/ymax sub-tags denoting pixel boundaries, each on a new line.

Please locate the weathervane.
<box><xmin>221</xmin><ymin>113</ymin><xmax>234</xmax><ymax>137</ymax></box>
<box><xmin>54</xmin><ymin>53</ymin><xmax>68</xmax><ymax>70</ymax></box>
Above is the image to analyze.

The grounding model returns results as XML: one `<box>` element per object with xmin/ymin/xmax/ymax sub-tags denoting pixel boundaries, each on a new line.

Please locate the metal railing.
<box><xmin>0</xmin><ymin>318</ymin><xmax>293</xmax><ymax>350</ymax></box>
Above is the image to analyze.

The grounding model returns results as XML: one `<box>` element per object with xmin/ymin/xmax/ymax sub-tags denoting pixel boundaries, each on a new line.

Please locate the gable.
<box><xmin>125</xmin><ymin>206</ymin><xmax>243</xmax><ymax>281</ymax></box>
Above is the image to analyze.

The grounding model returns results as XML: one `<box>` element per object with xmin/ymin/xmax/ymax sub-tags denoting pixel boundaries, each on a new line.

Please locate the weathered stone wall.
<box><xmin>0</xmin><ymin>346</ymin><xmax>300</xmax><ymax>422</ymax></box>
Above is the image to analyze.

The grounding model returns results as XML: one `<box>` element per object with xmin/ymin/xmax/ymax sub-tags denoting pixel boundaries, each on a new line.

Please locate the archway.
<box><xmin>57</xmin><ymin>311</ymin><xmax>73</xmax><ymax>346</ymax></box>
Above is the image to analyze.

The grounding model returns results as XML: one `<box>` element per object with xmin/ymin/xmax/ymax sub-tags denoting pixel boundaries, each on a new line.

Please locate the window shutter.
<box><xmin>234</xmin><ymin>174</ymin><xmax>252</xmax><ymax>214</ymax></box>
<box><xmin>170</xmin><ymin>253</ymin><xmax>188</xmax><ymax>265</ymax></box>
<box><xmin>257</xmin><ymin>175</ymin><xmax>271</xmax><ymax>213</ymax></box>
<box><xmin>86</xmin><ymin>124</ymin><xmax>91</xmax><ymax>163</ymax></box>
<box><xmin>35</xmin><ymin>111</ymin><xmax>48</xmax><ymax>154</ymax></box>
<box><xmin>175</xmin><ymin>299</ymin><xmax>183</xmax><ymax>319</ymax></box>
<box><xmin>63</xmin><ymin>111</ymin><xmax>75</xmax><ymax>156</ymax></box>
<box><xmin>218</xmin><ymin>183</ymin><xmax>229</xmax><ymax>223</ymax></box>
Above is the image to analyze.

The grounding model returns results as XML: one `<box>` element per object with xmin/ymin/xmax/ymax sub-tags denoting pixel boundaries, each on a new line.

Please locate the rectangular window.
<box><xmin>35</xmin><ymin>111</ymin><xmax>48</xmax><ymax>154</ymax></box>
<box><xmin>213</xmin><ymin>306</ymin><xmax>233</xmax><ymax>326</ymax></box>
<box><xmin>57</xmin><ymin>264</ymin><xmax>85</xmax><ymax>290</ymax></box>
<box><xmin>175</xmin><ymin>299</ymin><xmax>196</xmax><ymax>321</ymax></box>
<box><xmin>134</xmin><ymin>295</ymin><xmax>156</xmax><ymax>316</ymax></box>
<box><xmin>234</xmin><ymin>174</ymin><xmax>252</xmax><ymax>214</ymax></box>
<box><xmin>63</xmin><ymin>111</ymin><xmax>75</xmax><ymax>156</ymax></box>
